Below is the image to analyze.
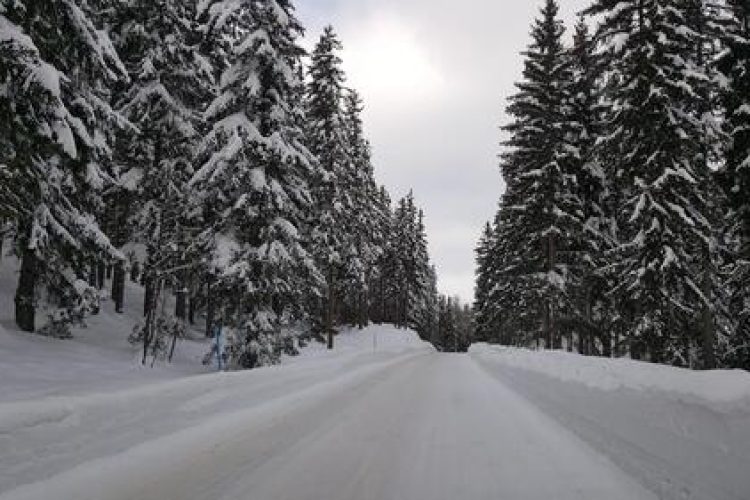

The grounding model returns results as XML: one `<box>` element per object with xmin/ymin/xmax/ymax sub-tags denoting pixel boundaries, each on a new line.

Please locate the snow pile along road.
<box><xmin>471</xmin><ymin>344</ymin><xmax>750</xmax><ymax>500</ymax></box>
<box><xmin>470</xmin><ymin>343</ymin><xmax>750</xmax><ymax>409</ymax></box>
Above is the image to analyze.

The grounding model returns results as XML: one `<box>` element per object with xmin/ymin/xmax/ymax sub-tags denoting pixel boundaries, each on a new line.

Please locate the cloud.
<box><xmin>297</xmin><ymin>0</ymin><xmax>583</xmax><ymax>303</ymax></box>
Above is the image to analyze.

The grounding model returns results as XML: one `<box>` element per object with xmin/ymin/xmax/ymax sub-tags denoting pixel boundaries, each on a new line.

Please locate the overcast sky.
<box><xmin>297</xmin><ymin>0</ymin><xmax>583</xmax><ymax>303</ymax></box>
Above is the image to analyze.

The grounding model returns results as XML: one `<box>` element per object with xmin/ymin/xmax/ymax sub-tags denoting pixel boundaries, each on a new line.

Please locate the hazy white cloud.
<box><xmin>297</xmin><ymin>0</ymin><xmax>583</xmax><ymax>302</ymax></box>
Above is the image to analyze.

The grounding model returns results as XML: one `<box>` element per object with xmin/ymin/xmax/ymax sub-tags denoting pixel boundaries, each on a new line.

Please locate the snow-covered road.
<box><xmin>2</xmin><ymin>341</ymin><xmax>748</xmax><ymax>500</ymax></box>
<box><xmin>0</xmin><ymin>351</ymin><xmax>650</xmax><ymax>500</ymax></box>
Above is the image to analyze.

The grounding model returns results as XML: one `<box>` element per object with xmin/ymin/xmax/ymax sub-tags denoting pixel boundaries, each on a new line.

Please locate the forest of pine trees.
<box><xmin>475</xmin><ymin>0</ymin><xmax>750</xmax><ymax>370</ymax></box>
<box><xmin>0</xmin><ymin>0</ymin><xmax>443</xmax><ymax>368</ymax></box>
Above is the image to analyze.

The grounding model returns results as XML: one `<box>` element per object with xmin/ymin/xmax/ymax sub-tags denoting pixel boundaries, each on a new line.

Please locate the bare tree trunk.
<box><xmin>143</xmin><ymin>276</ymin><xmax>154</xmax><ymax>317</ymax></box>
<box><xmin>142</xmin><ymin>276</ymin><xmax>161</xmax><ymax>365</ymax></box>
<box><xmin>188</xmin><ymin>279</ymin><xmax>196</xmax><ymax>326</ymax></box>
<box><xmin>205</xmin><ymin>275</ymin><xmax>214</xmax><ymax>338</ymax></box>
<box><xmin>325</xmin><ymin>267</ymin><xmax>338</xmax><ymax>347</ymax></box>
<box><xmin>580</xmin><ymin>285</ymin><xmax>591</xmax><ymax>355</ymax></box>
<box><xmin>112</xmin><ymin>261</ymin><xmax>125</xmax><ymax>313</ymax></box>
<box><xmin>700</xmin><ymin>247</ymin><xmax>717</xmax><ymax>369</ymax></box>
<box><xmin>175</xmin><ymin>273</ymin><xmax>187</xmax><ymax>321</ymax></box>
<box><xmin>381</xmin><ymin>276</ymin><xmax>386</xmax><ymax>324</ymax></box>
<box><xmin>88</xmin><ymin>262</ymin><xmax>98</xmax><ymax>288</ymax></box>
<box><xmin>96</xmin><ymin>260</ymin><xmax>106</xmax><ymax>290</ymax></box>
<box><xmin>15</xmin><ymin>242</ymin><xmax>38</xmax><ymax>333</ymax></box>
<box><xmin>544</xmin><ymin>233</ymin><xmax>557</xmax><ymax>349</ymax></box>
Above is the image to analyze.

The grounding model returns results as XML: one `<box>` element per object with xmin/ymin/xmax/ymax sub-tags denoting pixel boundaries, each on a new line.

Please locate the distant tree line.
<box><xmin>0</xmin><ymin>0</ymin><xmax>441</xmax><ymax>367</ymax></box>
<box><xmin>475</xmin><ymin>0</ymin><xmax>750</xmax><ymax>370</ymax></box>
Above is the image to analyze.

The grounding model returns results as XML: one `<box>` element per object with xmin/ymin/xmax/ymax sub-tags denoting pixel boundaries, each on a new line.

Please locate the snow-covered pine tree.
<box><xmin>562</xmin><ymin>16</ymin><xmax>611</xmax><ymax>355</ymax></box>
<box><xmin>371</xmin><ymin>185</ymin><xmax>394</xmax><ymax>323</ymax></box>
<box><xmin>111</xmin><ymin>0</ymin><xmax>213</xmax><ymax>361</ymax></box>
<box><xmin>0</xmin><ymin>0</ymin><xmax>129</xmax><ymax>335</ymax></box>
<box><xmin>383</xmin><ymin>192</ymin><xmax>438</xmax><ymax>338</ymax></box>
<box><xmin>585</xmin><ymin>0</ymin><xmax>718</xmax><ymax>364</ymax></box>
<box><xmin>473</xmin><ymin>221</ymin><xmax>495</xmax><ymax>343</ymax></box>
<box><xmin>409</xmin><ymin>208</ymin><xmax>437</xmax><ymax>339</ymax></box>
<box><xmin>485</xmin><ymin>204</ymin><xmax>533</xmax><ymax>347</ymax></box>
<box><xmin>338</xmin><ymin>89</ymin><xmax>374</xmax><ymax>329</ymax></box>
<box><xmin>305</xmin><ymin>25</ymin><xmax>351</xmax><ymax>347</ymax></box>
<box><xmin>498</xmin><ymin>0</ymin><xmax>581</xmax><ymax>349</ymax></box>
<box><xmin>716</xmin><ymin>0</ymin><xmax>750</xmax><ymax>369</ymax></box>
<box><xmin>191</xmin><ymin>0</ymin><xmax>318</xmax><ymax>368</ymax></box>
<box><xmin>391</xmin><ymin>193</ymin><xmax>415</xmax><ymax>329</ymax></box>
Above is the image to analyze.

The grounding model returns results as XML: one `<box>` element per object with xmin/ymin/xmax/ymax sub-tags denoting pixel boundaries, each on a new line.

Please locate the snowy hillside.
<box><xmin>0</xmin><ymin>254</ymin><xmax>425</xmax><ymax>404</ymax></box>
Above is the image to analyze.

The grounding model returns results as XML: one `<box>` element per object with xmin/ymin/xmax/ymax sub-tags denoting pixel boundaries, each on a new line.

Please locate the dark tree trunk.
<box><xmin>130</xmin><ymin>262</ymin><xmax>140</xmax><ymax>283</ymax></box>
<box><xmin>106</xmin><ymin>265</ymin><xmax>113</xmax><ymax>280</ymax></box>
<box><xmin>175</xmin><ymin>274</ymin><xmax>187</xmax><ymax>321</ymax></box>
<box><xmin>326</xmin><ymin>268</ymin><xmax>336</xmax><ymax>350</ymax></box>
<box><xmin>96</xmin><ymin>260</ymin><xmax>106</xmax><ymax>290</ymax></box>
<box><xmin>15</xmin><ymin>244</ymin><xmax>38</xmax><ymax>333</ymax></box>
<box><xmin>144</xmin><ymin>275</ymin><xmax>154</xmax><ymax>317</ymax></box>
<box><xmin>547</xmin><ymin>234</ymin><xmax>557</xmax><ymax>349</ymax></box>
<box><xmin>380</xmin><ymin>276</ymin><xmax>386</xmax><ymax>324</ymax></box>
<box><xmin>188</xmin><ymin>290</ymin><xmax>196</xmax><ymax>326</ymax></box>
<box><xmin>88</xmin><ymin>263</ymin><xmax>98</xmax><ymax>288</ymax></box>
<box><xmin>112</xmin><ymin>261</ymin><xmax>125</xmax><ymax>313</ymax></box>
<box><xmin>602</xmin><ymin>331</ymin><xmax>612</xmax><ymax>358</ymax></box>
<box><xmin>700</xmin><ymin>249</ymin><xmax>717</xmax><ymax>369</ymax></box>
<box><xmin>142</xmin><ymin>276</ymin><xmax>161</xmax><ymax>365</ymax></box>
<box><xmin>205</xmin><ymin>276</ymin><xmax>214</xmax><ymax>338</ymax></box>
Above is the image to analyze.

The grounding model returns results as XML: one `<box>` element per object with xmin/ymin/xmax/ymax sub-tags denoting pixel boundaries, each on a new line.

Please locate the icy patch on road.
<box><xmin>470</xmin><ymin>344</ymin><xmax>750</xmax><ymax>410</ymax></box>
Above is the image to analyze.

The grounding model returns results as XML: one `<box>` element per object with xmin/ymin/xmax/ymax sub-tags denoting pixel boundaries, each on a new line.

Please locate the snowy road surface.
<box><xmin>2</xmin><ymin>343</ymin><xmax>748</xmax><ymax>499</ymax></box>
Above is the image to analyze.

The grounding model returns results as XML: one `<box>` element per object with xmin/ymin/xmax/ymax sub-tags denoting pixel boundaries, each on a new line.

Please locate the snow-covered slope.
<box><xmin>470</xmin><ymin>343</ymin><xmax>750</xmax><ymax>410</ymax></box>
<box><xmin>0</xmin><ymin>255</ymin><xmax>213</xmax><ymax>402</ymax></box>
<box><xmin>0</xmin><ymin>254</ymin><xmax>424</xmax><ymax>404</ymax></box>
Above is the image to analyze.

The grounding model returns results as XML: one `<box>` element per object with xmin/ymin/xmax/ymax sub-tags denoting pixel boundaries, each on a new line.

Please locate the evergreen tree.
<box><xmin>0</xmin><ymin>0</ymin><xmax>128</xmax><ymax>335</ymax></box>
<box><xmin>306</xmin><ymin>25</ymin><xmax>349</xmax><ymax>348</ymax></box>
<box><xmin>563</xmin><ymin>17</ymin><xmax>610</xmax><ymax>355</ymax></box>
<box><xmin>498</xmin><ymin>0</ymin><xmax>580</xmax><ymax>348</ymax></box>
<box><xmin>716</xmin><ymin>0</ymin><xmax>750</xmax><ymax>369</ymax></box>
<box><xmin>339</xmin><ymin>89</ymin><xmax>374</xmax><ymax>328</ymax></box>
<box><xmin>473</xmin><ymin>221</ymin><xmax>495</xmax><ymax>343</ymax></box>
<box><xmin>585</xmin><ymin>0</ymin><xmax>719</xmax><ymax>364</ymax></box>
<box><xmin>192</xmin><ymin>0</ymin><xmax>318</xmax><ymax>368</ymax></box>
<box><xmin>111</xmin><ymin>0</ymin><xmax>211</xmax><ymax>361</ymax></box>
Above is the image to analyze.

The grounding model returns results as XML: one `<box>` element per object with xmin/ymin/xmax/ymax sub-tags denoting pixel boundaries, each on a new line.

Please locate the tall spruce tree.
<box><xmin>585</xmin><ymin>0</ymin><xmax>718</xmax><ymax>364</ymax></box>
<box><xmin>563</xmin><ymin>16</ymin><xmax>610</xmax><ymax>355</ymax></box>
<box><xmin>305</xmin><ymin>26</ymin><xmax>350</xmax><ymax>348</ymax></box>
<box><xmin>498</xmin><ymin>0</ymin><xmax>581</xmax><ymax>348</ymax></box>
<box><xmin>191</xmin><ymin>0</ymin><xmax>318</xmax><ymax>368</ymax></box>
<box><xmin>111</xmin><ymin>0</ymin><xmax>212</xmax><ymax>360</ymax></box>
<box><xmin>473</xmin><ymin>221</ymin><xmax>495</xmax><ymax>343</ymax></box>
<box><xmin>0</xmin><ymin>0</ymin><xmax>129</xmax><ymax>335</ymax></box>
<box><xmin>716</xmin><ymin>0</ymin><xmax>750</xmax><ymax>369</ymax></box>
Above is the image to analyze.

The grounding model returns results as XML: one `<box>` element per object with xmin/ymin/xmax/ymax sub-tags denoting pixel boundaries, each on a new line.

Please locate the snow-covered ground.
<box><xmin>470</xmin><ymin>343</ymin><xmax>750</xmax><ymax>409</ymax></box>
<box><xmin>2</xmin><ymin>252</ymin><xmax>749</xmax><ymax>500</ymax></box>
<box><xmin>471</xmin><ymin>344</ymin><xmax>750</xmax><ymax>500</ymax></box>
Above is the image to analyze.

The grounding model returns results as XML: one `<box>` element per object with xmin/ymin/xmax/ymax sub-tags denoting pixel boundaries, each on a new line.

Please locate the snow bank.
<box><xmin>470</xmin><ymin>344</ymin><xmax>750</xmax><ymax>409</ymax></box>
<box><xmin>290</xmin><ymin>324</ymin><xmax>430</xmax><ymax>363</ymax></box>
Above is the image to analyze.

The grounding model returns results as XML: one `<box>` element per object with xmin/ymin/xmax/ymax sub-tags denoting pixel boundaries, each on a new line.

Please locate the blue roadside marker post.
<box><xmin>213</xmin><ymin>322</ymin><xmax>225</xmax><ymax>371</ymax></box>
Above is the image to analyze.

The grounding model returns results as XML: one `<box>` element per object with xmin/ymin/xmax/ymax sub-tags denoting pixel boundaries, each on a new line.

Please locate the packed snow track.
<box><xmin>2</xmin><ymin>346</ymin><xmax>749</xmax><ymax>500</ymax></box>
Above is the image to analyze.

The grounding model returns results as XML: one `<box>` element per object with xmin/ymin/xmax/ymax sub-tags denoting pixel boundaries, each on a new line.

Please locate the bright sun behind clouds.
<box><xmin>341</xmin><ymin>16</ymin><xmax>446</xmax><ymax>103</ymax></box>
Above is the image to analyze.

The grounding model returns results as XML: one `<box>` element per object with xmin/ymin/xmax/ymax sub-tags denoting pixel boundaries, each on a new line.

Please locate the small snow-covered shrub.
<box><xmin>129</xmin><ymin>314</ymin><xmax>185</xmax><ymax>363</ymax></box>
